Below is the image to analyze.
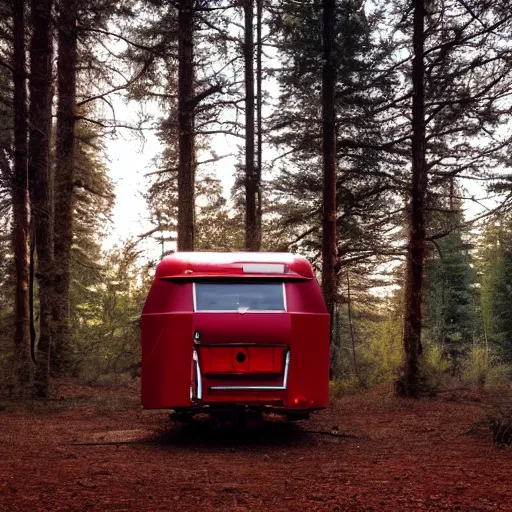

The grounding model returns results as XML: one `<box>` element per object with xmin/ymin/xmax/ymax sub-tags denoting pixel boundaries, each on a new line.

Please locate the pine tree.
<box><xmin>391</xmin><ymin>0</ymin><xmax>512</xmax><ymax>394</ymax></box>
<box><xmin>255</xmin><ymin>0</ymin><xmax>263</xmax><ymax>249</ymax></box>
<box><xmin>267</xmin><ymin>0</ymin><xmax>401</xmax><ymax>266</ymax></box>
<box><xmin>423</xmin><ymin>223</ymin><xmax>476</xmax><ymax>367</ymax></box>
<box><xmin>177</xmin><ymin>0</ymin><xmax>196</xmax><ymax>251</ymax></box>
<box><xmin>398</xmin><ymin>0</ymin><xmax>428</xmax><ymax>398</ymax></box>
<box><xmin>244</xmin><ymin>0</ymin><xmax>260</xmax><ymax>251</ymax></box>
<box><xmin>125</xmin><ymin>1</ymin><xmax>244</xmax><ymax>252</ymax></box>
<box><xmin>321</xmin><ymin>0</ymin><xmax>337</xmax><ymax>350</ymax></box>
<box><xmin>479</xmin><ymin>219</ymin><xmax>512</xmax><ymax>363</ymax></box>
<box><xmin>49</xmin><ymin>0</ymin><xmax>133</xmax><ymax>373</ymax></box>
<box><xmin>53</xmin><ymin>0</ymin><xmax>79</xmax><ymax>374</ymax></box>
<box><xmin>11</xmin><ymin>0</ymin><xmax>31</xmax><ymax>388</ymax></box>
<box><xmin>69</xmin><ymin>123</ymin><xmax>115</xmax><ymax>373</ymax></box>
<box><xmin>29</xmin><ymin>0</ymin><xmax>54</xmax><ymax>398</ymax></box>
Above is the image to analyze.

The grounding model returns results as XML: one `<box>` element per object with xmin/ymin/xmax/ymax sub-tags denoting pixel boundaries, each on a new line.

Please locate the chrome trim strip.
<box><xmin>210</xmin><ymin>351</ymin><xmax>290</xmax><ymax>391</ymax></box>
<box><xmin>282</xmin><ymin>349</ymin><xmax>290</xmax><ymax>388</ymax></box>
<box><xmin>192</xmin><ymin>349</ymin><xmax>202</xmax><ymax>400</ymax></box>
<box><xmin>192</xmin><ymin>310</ymin><xmax>286</xmax><ymax>314</ymax></box>
<box><xmin>210</xmin><ymin>386</ymin><xmax>286</xmax><ymax>391</ymax></box>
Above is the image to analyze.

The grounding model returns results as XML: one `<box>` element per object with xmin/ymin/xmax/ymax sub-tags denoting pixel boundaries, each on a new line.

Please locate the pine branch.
<box><xmin>426</xmin><ymin>193</ymin><xmax>512</xmax><ymax>242</ymax></box>
<box><xmin>77</xmin><ymin>57</ymin><xmax>154</xmax><ymax>107</ymax></box>
<box><xmin>78</xmin><ymin>27</ymin><xmax>177</xmax><ymax>58</ymax></box>
<box><xmin>189</xmin><ymin>84</ymin><xmax>223</xmax><ymax>109</ymax></box>
<box><xmin>196</xmin><ymin>129</ymin><xmax>245</xmax><ymax>139</ymax></box>
<box><xmin>75</xmin><ymin>116</ymin><xmax>153</xmax><ymax>132</ymax></box>
<box><xmin>424</xmin><ymin>13</ymin><xmax>512</xmax><ymax>58</ymax></box>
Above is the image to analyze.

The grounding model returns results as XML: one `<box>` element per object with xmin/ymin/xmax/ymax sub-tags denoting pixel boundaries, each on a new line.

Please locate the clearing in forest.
<box><xmin>0</xmin><ymin>382</ymin><xmax>511</xmax><ymax>511</ymax></box>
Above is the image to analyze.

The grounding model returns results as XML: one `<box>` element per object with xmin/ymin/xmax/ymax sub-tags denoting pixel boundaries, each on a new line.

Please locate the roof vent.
<box><xmin>242</xmin><ymin>263</ymin><xmax>285</xmax><ymax>274</ymax></box>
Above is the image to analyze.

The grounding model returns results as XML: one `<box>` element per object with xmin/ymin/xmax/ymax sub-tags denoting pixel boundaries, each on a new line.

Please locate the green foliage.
<box><xmin>423</xmin><ymin>230</ymin><xmax>477</xmax><ymax>366</ymax></box>
<box><xmin>330</xmin><ymin>284</ymin><xmax>457</xmax><ymax>394</ymax></box>
<box><xmin>53</xmin><ymin>122</ymin><xmax>139</xmax><ymax>381</ymax></box>
<box><xmin>73</xmin><ymin>124</ymin><xmax>115</xmax><ymax>256</ymax></box>
<box><xmin>418</xmin><ymin>345</ymin><xmax>451</xmax><ymax>392</ymax></box>
<box><xmin>146</xmin><ymin>165</ymin><xmax>245</xmax><ymax>253</ymax></box>
<box><xmin>329</xmin><ymin>377</ymin><xmax>360</xmax><ymax>399</ymax></box>
<box><xmin>461</xmin><ymin>346</ymin><xmax>491</xmax><ymax>389</ymax></box>
<box><xmin>357</xmin><ymin>312</ymin><xmax>404</xmax><ymax>388</ymax></box>
<box><xmin>461</xmin><ymin>345</ymin><xmax>512</xmax><ymax>390</ymax></box>
<box><xmin>195</xmin><ymin>172</ymin><xmax>244</xmax><ymax>251</ymax></box>
<box><xmin>478</xmin><ymin>219</ymin><xmax>512</xmax><ymax>363</ymax></box>
<box><xmin>54</xmin><ymin>122</ymin><xmax>117</xmax><ymax>376</ymax></box>
<box><xmin>72</xmin><ymin>244</ymin><xmax>150</xmax><ymax>383</ymax></box>
<box><xmin>331</xmin><ymin>290</ymin><xmax>404</xmax><ymax>389</ymax></box>
<box><xmin>329</xmin><ymin>305</ymin><xmax>354</xmax><ymax>380</ymax></box>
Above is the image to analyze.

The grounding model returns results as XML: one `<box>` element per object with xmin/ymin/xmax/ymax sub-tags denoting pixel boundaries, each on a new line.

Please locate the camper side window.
<box><xmin>194</xmin><ymin>282</ymin><xmax>286</xmax><ymax>312</ymax></box>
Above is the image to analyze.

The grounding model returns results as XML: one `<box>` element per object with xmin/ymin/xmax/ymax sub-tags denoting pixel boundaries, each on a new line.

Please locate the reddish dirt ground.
<box><xmin>0</xmin><ymin>381</ymin><xmax>511</xmax><ymax>511</ymax></box>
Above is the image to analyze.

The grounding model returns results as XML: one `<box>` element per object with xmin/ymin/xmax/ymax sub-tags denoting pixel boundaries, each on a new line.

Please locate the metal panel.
<box><xmin>209</xmin><ymin>351</ymin><xmax>290</xmax><ymax>391</ymax></box>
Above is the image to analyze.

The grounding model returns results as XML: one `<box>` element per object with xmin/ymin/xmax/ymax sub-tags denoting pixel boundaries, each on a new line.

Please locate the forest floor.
<box><xmin>0</xmin><ymin>380</ymin><xmax>511</xmax><ymax>512</ymax></box>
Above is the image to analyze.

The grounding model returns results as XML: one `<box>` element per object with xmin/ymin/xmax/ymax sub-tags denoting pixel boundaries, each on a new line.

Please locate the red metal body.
<box><xmin>140</xmin><ymin>252</ymin><xmax>330</xmax><ymax>415</ymax></box>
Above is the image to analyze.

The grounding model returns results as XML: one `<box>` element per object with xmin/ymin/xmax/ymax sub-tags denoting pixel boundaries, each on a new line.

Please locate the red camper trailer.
<box><xmin>140</xmin><ymin>252</ymin><xmax>330</xmax><ymax>422</ymax></box>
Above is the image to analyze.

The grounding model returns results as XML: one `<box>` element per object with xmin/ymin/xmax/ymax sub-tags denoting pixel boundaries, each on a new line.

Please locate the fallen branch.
<box><xmin>300</xmin><ymin>429</ymin><xmax>364</xmax><ymax>439</ymax></box>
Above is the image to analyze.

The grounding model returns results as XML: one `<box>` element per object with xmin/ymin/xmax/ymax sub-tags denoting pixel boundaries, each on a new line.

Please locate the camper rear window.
<box><xmin>194</xmin><ymin>282</ymin><xmax>286</xmax><ymax>312</ymax></box>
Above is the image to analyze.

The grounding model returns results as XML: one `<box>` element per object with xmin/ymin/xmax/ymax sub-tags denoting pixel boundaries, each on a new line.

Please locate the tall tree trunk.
<box><xmin>177</xmin><ymin>0</ymin><xmax>195</xmax><ymax>252</ymax></box>
<box><xmin>255</xmin><ymin>0</ymin><xmax>263</xmax><ymax>249</ymax></box>
<box><xmin>53</xmin><ymin>0</ymin><xmax>78</xmax><ymax>374</ymax></box>
<box><xmin>398</xmin><ymin>0</ymin><xmax>427</xmax><ymax>398</ymax></box>
<box><xmin>244</xmin><ymin>0</ymin><xmax>258</xmax><ymax>251</ymax></box>
<box><xmin>29</xmin><ymin>229</ymin><xmax>36</xmax><ymax>361</ymax></box>
<box><xmin>29</xmin><ymin>0</ymin><xmax>54</xmax><ymax>398</ymax></box>
<box><xmin>11</xmin><ymin>0</ymin><xmax>31</xmax><ymax>390</ymax></box>
<box><xmin>321</xmin><ymin>0</ymin><xmax>337</xmax><ymax>361</ymax></box>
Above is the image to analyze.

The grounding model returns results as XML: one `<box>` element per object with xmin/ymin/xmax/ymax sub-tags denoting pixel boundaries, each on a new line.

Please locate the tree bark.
<box><xmin>244</xmin><ymin>0</ymin><xmax>258</xmax><ymax>251</ymax></box>
<box><xmin>398</xmin><ymin>0</ymin><xmax>427</xmax><ymax>398</ymax></box>
<box><xmin>321</xmin><ymin>0</ymin><xmax>337</xmax><ymax>356</ymax></box>
<box><xmin>177</xmin><ymin>0</ymin><xmax>195</xmax><ymax>252</ymax></box>
<box><xmin>255</xmin><ymin>0</ymin><xmax>263</xmax><ymax>249</ymax></box>
<box><xmin>29</xmin><ymin>0</ymin><xmax>54</xmax><ymax>398</ymax></box>
<box><xmin>11</xmin><ymin>0</ymin><xmax>32</xmax><ymax>390</ymax></box>
<box><xmin>53</xmin><ymin>0</ymin><xmax>78</xmax><ymax>374</ymax></box>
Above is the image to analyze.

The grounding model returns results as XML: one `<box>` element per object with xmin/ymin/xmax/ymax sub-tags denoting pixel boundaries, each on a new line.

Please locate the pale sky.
<box><xmin>102</xmin><ymin>95</ymin><xmax>242</xmax><ymax>262</ymax></box>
